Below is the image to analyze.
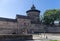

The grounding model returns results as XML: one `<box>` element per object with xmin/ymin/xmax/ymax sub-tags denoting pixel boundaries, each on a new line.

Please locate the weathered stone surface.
<box><xmin>0</xmin><ymin>5</ymin><xmax>60</xmax><ymax>34</ymax></box>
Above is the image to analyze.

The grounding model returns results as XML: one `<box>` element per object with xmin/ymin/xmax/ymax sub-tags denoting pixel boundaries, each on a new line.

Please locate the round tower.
<box><xmin>26</xmin><ymin>5</ymin><xmax>40</xmax><ymax>23</ymax></box>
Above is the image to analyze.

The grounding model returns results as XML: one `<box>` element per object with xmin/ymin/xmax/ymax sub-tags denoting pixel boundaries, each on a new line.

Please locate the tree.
<box><xmin>43</xmin><ymin>9</ymin><xmax>60</xmax><ymax>25</ymax></box>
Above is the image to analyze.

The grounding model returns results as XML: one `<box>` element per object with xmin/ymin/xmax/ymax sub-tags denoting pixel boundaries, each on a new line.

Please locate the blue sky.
<box><xmin>0</xmin><ymin>0</ymin><xmax>60</xmax><ymax>19</ymax></box>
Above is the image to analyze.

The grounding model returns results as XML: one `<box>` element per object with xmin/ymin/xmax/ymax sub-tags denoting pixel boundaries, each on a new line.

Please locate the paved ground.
<box><xmin>32</xmin><ymin>33</ymin><xmax>60</xmax><ymax>40</ymax></box>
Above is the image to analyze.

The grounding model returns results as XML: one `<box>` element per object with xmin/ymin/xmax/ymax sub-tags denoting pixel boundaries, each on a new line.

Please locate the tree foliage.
<box><xmin>43</xmin><ymin>9</ymin><xmax>60</xmax><ymax>25</ymax></box>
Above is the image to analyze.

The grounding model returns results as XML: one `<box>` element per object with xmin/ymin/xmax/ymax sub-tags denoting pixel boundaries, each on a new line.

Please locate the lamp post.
<box><xmin>44</xmin><ymin>25</ymin><xmax>48</xmax><ymax>39</ymax></box>
<box><xmin>44</xmin><ymin>25</ymin><xmax>46</xmax><ymax>39</ymax></box>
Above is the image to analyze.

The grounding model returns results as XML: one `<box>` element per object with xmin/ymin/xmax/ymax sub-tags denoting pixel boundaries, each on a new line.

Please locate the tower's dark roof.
<box><xmin>16</xmin><ymin>15</ymin><xmax>30</xmax><ymax>19</ymax></box>
<box><xmin>26</xmin><ymin>10</ymin><xmax>40</xmax><ymax>13</ymax></box>
<box><xmin>0</xmin><ymin>17</ymin><xmax>16</xmax><ymax>22</ymax></box>
<box><xmin>31</xmin><ymin>5</ymin><xmax>36</xmax><ymax>10</ymax></box>
<box><xmin>26</xmin><ymin>5</ymin><xmax>40</xmax><ymax>13</ymax></box>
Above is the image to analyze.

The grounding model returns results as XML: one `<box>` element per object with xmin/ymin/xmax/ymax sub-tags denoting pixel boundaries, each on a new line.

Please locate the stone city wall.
<box><xmin>0</xmin><ymin>21</ymin><xmax>17</xmax><ymax>34</ymax></box>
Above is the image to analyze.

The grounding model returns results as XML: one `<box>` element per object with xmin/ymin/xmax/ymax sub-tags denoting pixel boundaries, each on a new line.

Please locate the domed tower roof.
<box><xmin>26</xmin><ymin>5</ymin><xmax>40</xmax><ymax>13</ymax></box>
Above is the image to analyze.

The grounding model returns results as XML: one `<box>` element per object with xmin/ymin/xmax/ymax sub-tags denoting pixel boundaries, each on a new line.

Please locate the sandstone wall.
<box><xmin>0</xmin><ymin>21</ymin><xmax>17</xmax><ymax>34</ymax></box>
<box><xmin>17</xmin><ymin>18</ymin><xmax>31</xmax><ymax>34</ymax></box>
<box><xmin>47</xmin><ymin>26</ymin><xmax>60</xmax><ymax>32</ymax></box>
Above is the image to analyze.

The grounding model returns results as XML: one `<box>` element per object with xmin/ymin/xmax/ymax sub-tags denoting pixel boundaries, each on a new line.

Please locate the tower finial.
<box><xmin>31</xmin><ymin>4</ymin><xmax>36</xmax><ymax>10</ymax></box>
<box><xmin>26</xmin><ymin>4</ymin><xmax>40</xmax><ymax>13</ymax></box>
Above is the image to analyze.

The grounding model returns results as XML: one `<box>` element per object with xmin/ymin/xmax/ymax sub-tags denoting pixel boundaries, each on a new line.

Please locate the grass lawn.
<box><xmin>49</xmin><ymin>40</ymin><xmax>60</xmax><ymax>41</ymax></box>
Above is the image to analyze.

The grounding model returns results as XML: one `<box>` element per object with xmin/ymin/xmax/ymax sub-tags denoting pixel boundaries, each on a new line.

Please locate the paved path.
<box><xmin>32</xmin><ymin>33</ymin><xmax>60</xmax><ymax>40</ymax></box>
